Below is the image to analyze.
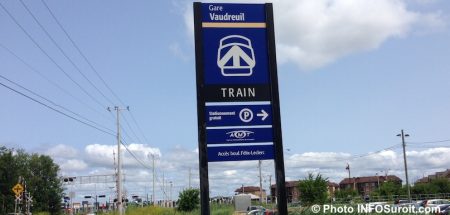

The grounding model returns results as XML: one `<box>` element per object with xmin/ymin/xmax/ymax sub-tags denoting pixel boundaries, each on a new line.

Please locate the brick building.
<box><xmin>339</xmin><ymin>175</ymin><xmax>402</xmax><ymax>196</ymax></box>
<box><xmin>415</xmin><ymin>169</ymin><xmax>450</xmax><ymax>184</ymax></box>
<box><xmin>270</xmin><ymin>181</ymin><xmax>339</xmax><ymax>203</ymax></box>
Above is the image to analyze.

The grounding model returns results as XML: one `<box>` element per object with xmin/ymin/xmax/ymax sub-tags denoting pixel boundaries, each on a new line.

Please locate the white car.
<box><xmin>248</xmin><ymin>209</ymin><xmax>265</xmax><ymax>215</ymax></box>
<box><xmin>425</xmin><ymin>199</ymin><xmax>450</xmax><ymax>207</ymax></box>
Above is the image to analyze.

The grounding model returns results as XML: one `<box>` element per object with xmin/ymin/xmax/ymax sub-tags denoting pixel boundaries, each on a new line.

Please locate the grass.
<box><xmin>99</xmin><ymin>204</ymin><xmax>235</xmax><ymax>215</ymax></box>
<box><xmin>34</xmin><ymin>213</ymin><xmax>50</xmax><ymax>215</ymax></box>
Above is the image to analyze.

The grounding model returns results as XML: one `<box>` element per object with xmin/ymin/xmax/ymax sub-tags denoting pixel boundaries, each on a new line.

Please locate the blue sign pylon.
<box><xmin>194</xmin><ymin>2</ymin><xmax>287</xmax><ymax>215</ymax></box>
<box><xmin>200</xmin><ymin>3</ymin><xmax>274</xmax><ymax>162</ymax></box>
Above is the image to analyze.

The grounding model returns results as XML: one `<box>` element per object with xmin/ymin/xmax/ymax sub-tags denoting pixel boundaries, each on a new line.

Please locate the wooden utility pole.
<box><xmin>108</xmin><ymin>106</ymin><xmax>128</xmax><ymax>215</ymax></box>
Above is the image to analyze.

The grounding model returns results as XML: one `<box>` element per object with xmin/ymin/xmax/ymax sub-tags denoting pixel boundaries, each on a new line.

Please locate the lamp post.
<box><xmin>376</xmin><ymin>173</ymin><xmax>380</xmax><ymax>189</ymax></box>
<box><xmin>397</xmin><ymin>130</ymin><xmax>411</xmax><ymax>202</ymax></box>
<box><xmin>170</xmin><ymin>181</ymin><xmax>173</xmax><ymax>207</ymax></box>
<box><xmin>148</xmin><ymin>153</ymin><xmax>158</xmax><ymax>206</ymax></box>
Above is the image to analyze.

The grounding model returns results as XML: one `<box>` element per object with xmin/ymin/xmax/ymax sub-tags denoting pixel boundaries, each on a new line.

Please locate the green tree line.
<box><xmin>0</xmin><ymin>146</ymin><xmax>63</xmax><ymax>214</ymax></box>
<box><xmin>297</xmin><ymin>173</ymin><xmax>450</xmax><ymax>205</ymax></box>
<box><xmin>335</xmin><ymin>179</ymin><xmax>450</xmax><ymax>201</ymax></box>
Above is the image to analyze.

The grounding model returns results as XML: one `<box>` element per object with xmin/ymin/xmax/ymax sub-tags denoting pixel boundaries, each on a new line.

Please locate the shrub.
<box><xmin>177</xmin><ymin>188</ymin><xmax>200</xmax><ymax>212</ymax></box>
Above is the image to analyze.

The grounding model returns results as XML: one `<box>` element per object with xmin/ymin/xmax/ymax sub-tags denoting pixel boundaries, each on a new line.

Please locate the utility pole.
<box><xmin>162</xmin><ymin>173</ymin><xmax>165</xmax><ymax>207</ymax></box>
<box><xmin>376</xmin><ymin>173</ymin><xmax>380</xmax><ymax>189</ymax></box>
<box><xmin>113</xmin><ymin>150</ymin><xmax>117</xmax><ymax>211</ymax></box>
<box><xmin>170</xmin><ymin>181</ymin><xmax>173</xmax><ymax>207</ymax></box>
<box><xmin>148</xmin><ymin>154</ymin><xmax>157</xmax><ymax>206</ymax></box>
<box><xmin>258</xmin><ymin>160</ymin><xmax>263</xmax><ymax>204</ymax></box>
<box><xmin>108</xmin><ymin>106</ymin><xmax>128</xmax><ymax>215</ymax></box>
<box><xmin>397</xmin><ymin>129</ymin><xmax>411</xmax><ymax>202</ymax></box>
<box><xmin>188</xmin><ymin>167</ymin><xmax>192</xmax><ymax>189</ymax></box>
<box><xmin>268</xmin><ymin>174</ymin><xmax>272</xmax><ymax>204</ymax></box>
<box><xmin>346</xmin><ymin>163</ymin><xmax>353</xmax><ymax>190</ymax></box>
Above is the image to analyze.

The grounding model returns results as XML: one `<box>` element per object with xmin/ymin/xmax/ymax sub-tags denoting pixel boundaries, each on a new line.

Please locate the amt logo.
<box><xmin>217</xmin><ymin>35</ymin><xmax>256</xmax><ymax>77</ymax></box>
<box><xmin>226</xmin><ymin>130</ymin><xmax>254</xmax><ymax>139</ymax></box>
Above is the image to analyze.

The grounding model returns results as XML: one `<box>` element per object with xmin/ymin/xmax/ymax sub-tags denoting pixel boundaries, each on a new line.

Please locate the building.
<box><xmin>270</xmin><ymin>181</ymin><xmax>300</xmax><ymax>203</ymax></box>
<box><xmin>270</xmin><ymin>181</ymin><xmax>339</xmax><ymax>203</ymax></box>
<box><xmin>415</xmin><ymin>169</ymin><xmax>450</xmax><ymax>184</ymax></box>
<box><xmin>327</xmin><ymin>182</ymin><xmax>340</xmax><ymax>197</ymax></box>
<box><xmin>339</xmin><ymin>175</ymin><xmax>402</xmax><ymax>196</ymax></box>
<box><xmin>234</xmin><ymin>186</ymin><xmax>266</xmax><ymax>201</ymax></box>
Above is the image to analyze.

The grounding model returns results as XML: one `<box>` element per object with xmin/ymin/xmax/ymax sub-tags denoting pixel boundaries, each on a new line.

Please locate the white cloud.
<box><xmin>284</xmin><ymin>147</ymin><xmax>450</xmax><ymax>184</ymax></box>
<box><xmin>45</xmin><ymin>144</ymin><xmax>78</xmax><ymax>158</ymax></box>
<box><xmin>84</xmin><ymin>143</ymin><xmax>161</xmax><ymax>168</ymax></box>
<box><xmin>408</xmin><ymin>147</ymin><xmax>450</xmax><ymax>168</ymax></box>
<box><xmin>224</xmin><ymin>170</ymin><xmax>237</xmax><ymax>176</ymax></box>
<box><xmin>48</xmin><ymin>143</ymin><xmax>450</xmax><ymax>199</ymax></box>
<box><xmin>60</xmin><ymin>159</ymin><xmax>88</xmax><ymax>172</ymax></box>
<box><xmin>275</xmin><ymin>0</ymin><xmax>418</xmax><ymax>69</ymax></box>
<box><xmin>182</xmin><ymin>0</ymin><xmax>445</xmax><ymax>70</ymax></box>
<box><xmin>169</xmin><ymin>42</ymin><xmax>190</xmax><ymax>61</ymax></box>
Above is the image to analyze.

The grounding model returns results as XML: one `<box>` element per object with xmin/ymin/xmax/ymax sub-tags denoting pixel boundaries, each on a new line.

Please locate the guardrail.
<box><xmin>332</xmin><ymin>193</ymin><xmax>450</xmax><ymax>204</ymax></box>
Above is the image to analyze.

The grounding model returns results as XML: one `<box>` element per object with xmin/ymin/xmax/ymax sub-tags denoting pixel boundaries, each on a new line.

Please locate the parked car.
<box><xmin>424</xmin><ymin>199</ymin><xmax>450</xmax><ymax>208</ymax></box>
<box><xmin>394</xmin><ymin>199</ymin><xmax>420</xmax><ymax>208</ymax></box>
<box><xmin>247</xmin><ymin>205</ymin><xmax>265</xmax><ymax>211</ymax></box>
<box><xmin>416</xmin><ymin>200</ymin><xmax>426</xmax><ymax>207</ymax></box>
<box><xmin>248</xmin><ymin>209</ymin><xmax>265</xmax><ymax>215</ymax></box>
<box><xmin>438</xmin><ymin>205</ymin><xmax>450</xmax><ymax>215</ymax></box>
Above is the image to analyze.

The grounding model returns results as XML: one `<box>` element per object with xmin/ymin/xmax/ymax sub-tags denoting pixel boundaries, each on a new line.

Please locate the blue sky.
<box><xmin>1</xmin><ymin>0</ymin><xmax>450</xmax><ymax>200</ymax></box>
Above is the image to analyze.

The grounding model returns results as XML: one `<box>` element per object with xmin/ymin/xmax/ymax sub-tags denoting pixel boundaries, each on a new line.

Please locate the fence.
<box><xmin>332</xmin><ymin>193</ymin><xmax>450</xmax><ymax>204</ymax></box>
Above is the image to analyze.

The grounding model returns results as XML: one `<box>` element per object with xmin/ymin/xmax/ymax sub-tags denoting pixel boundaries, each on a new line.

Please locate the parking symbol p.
<box><xmin>239</xmin><ymin>108</ymin><xmax>253</xmax><ymax>123</ymax></box>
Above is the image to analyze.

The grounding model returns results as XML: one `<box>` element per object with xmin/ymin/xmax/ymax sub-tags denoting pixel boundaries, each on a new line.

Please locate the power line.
<box><xmin>127</xmin><ymin>111</ymin><xmax>153</xmax><ymax>146</ymax></box>
<box><xmin>0</xmin><ymin>1</ymin><xmax>106</xmax><ymax>109</ymax></box>
<box><xmin>121</xmin><ymin>112</ymin><xmax>144</xmax><ymax>145</ymax></box>
<box><xmin>120</xmin><ymin>139</ymin><xmax>151</xmax><ymax>170</ymax></box>
<box><xmin>41</xmin><ymin>0</ymin><xmax>155</xmax><ymax>153</ymax></box>
<box><xmin>350</xmin><ymin>144</ymin><xmax>401</xmax><ymax>159</ymax></box>
<box><xmin>107</xmin><ymin>111</ymin><xmax>136</xmax><ymax>144</ymax></box>
<box><xmin>0</xmin><ymin>42</ymin><xmax>112</xmax><ymax>120</ymax></box>
<box><xmin>40</xmin><ymin>0</ymin><xmax>126</xmax><ymax>106</ymax></box>
<box><xmin>406</xmin><ymin>144</ymin><xmax>450</xmax><ymax>149</ymax></box>
<box><xmin>407</xmin><ymin>139</ymin><xmax>450</xmax><ymax>144</ymax></box>
<box><xmin>0</xmin><ymin>74</ymin><xmax>114</xmax><ymax>133</ymax></box>
<box><xmin>18</xmin><ymin>0</ymin><xmax>115</xmax><ymax>106</ymax></box>
<box><xmin>0</xmin><ymin>80</ymin><xmax>114</xmax><ymax>136</ymax></box>
<box><xmin>119</xmin><ymin>139</ymin><xmax>170</xmax><ymax>200</ymax></box>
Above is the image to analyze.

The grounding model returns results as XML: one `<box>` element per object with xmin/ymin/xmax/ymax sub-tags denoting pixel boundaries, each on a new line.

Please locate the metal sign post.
<box><xmin>194</xmin><ymin>3</ymin><xmax>287</xmax><ymax>215</ymax></box>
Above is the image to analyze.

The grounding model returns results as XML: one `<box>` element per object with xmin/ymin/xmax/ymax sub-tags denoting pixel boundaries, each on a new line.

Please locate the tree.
<box><xmin>412</xmin><ymin>183</ymin><xmax>438</xmax><ymax>195</ymax></box>
<box><xmin>430</xmin><ymin>178</ymin><xmax>450</xmax><ymax>193</ymax></box>
<box><xmin>26</xmin><ymin>154</ymin><xmax>63</xmax><ymax>214</ymax></box>
<box><xmin>177</xmin><ymin>188</ymin><xmax>200</xmax><ymax>212</ymax></box>
<box><xmin>0</xmin><ymin>147</ymin><xmax>63</xmax><ymax>214</ymax></box>
<box><xmin>412</xmin><ymin>179</ymin><xmax>450</xmax><ymax>195</ymax></box>
<box><xmin>379</xmin><ymin>181</ymin><xmax>402</xmax><ymax>196</ymax></box>
<box><xmin>369</xmin><ymin>181</ymin><xmax>405</xmax><ymax>201</ymax></box>
<box><xmin>297</xmin><ymin>173</ymin><xmax>328</xmax><ymax>206</ymax></box>
<box><xmin>334</xmin><ymin>188</ymin><xmax>358</xmax><ymax>202</ymax></box>
<box><xmin>0</xmin><ymin>147</ymin><xmax>18</xmax><ymax>214</ymax></box>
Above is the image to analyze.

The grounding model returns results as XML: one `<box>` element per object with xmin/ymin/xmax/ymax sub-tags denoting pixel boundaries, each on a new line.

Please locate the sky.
<box><xmin>1</xmin><ymin>0</ymin><xmax>450</xmax><ymax>203</ymax></box>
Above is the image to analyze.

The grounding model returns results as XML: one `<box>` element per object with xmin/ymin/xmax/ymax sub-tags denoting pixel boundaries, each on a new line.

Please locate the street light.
<box><xmin>148</xmin><ymin>153</ymin><xmax>159</xmax><ymax>206</ymax></box>
<box><xmin>170</xmin><ymin>181</ymin><xmax>173</xmax><ymax>207</ymax></box>
<box><xmin>375</xmin><ymin>173</ymin><xmax>380</xmax><ymax>189</ymax></box>
<box><xmin>397</xmin><ymin>130</ymin><xmax>411</xmax><ymax>202</ymax></box>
